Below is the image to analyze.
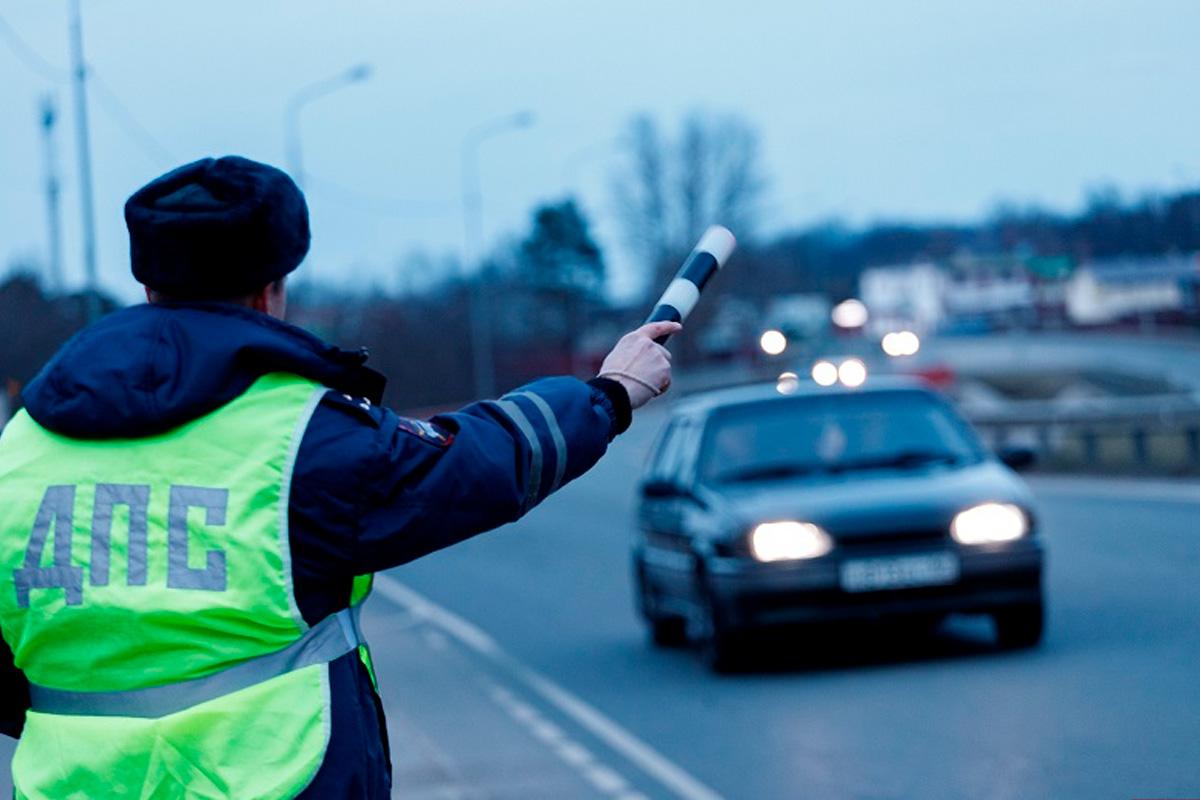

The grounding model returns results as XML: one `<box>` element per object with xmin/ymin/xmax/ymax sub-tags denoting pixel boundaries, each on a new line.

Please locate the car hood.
<box><xmin>714</xmin><ymin>460</ymin><xmax>1034</xmax><ymax>536</ymax></box>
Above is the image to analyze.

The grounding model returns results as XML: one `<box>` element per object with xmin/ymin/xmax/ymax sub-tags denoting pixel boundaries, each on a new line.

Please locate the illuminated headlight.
<box><xmin>950</xmin><ymin>503</ymin><xmax>1028</xmax><ymax>545</ymax></box>
<box><xmin>776</xmin><ymin>372</ymin><xmax>800</xmax><ymax>394</ymax></box>
<box><xmin>837</xmin><ymin>358</ymin><xmax>867</xmax><ymax>387</ymax></box>
<box><xmin>760</xmin><ymin>330</ymin><xmax>787</xmax><ymax>355</ymax></box>
<box><xmin>811</xmin><ymin>360</ymin><xmax>838</xmax><ymax>386</ymax></box>
<box><xmin>881</xmin><ymin>330</ymin><xmax>921</xmax><ymax>357</ymax></box>
<box><xmin>750</xmin><ymin>521</ymin><xmax>833</xmax><ymax>562</ymax></box>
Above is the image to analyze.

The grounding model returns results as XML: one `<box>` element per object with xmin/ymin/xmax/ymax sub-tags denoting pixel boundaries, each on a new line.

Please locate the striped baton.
<box><xmin>644</xmin><ymin>226</ymin><xmax>737</xmax><ymax>343</ymax></box>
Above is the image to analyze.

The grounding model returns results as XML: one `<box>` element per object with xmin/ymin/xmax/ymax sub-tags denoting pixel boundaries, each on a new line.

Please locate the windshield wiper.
<box><xmin>829</xmin><ymin>450</ymin><xmax>961</xmax><ymax>473</ymax></box>
<box><xmin>714</xmin><ymin>462</ymin><xmax>827</xmax><ymax>484</ymax></box>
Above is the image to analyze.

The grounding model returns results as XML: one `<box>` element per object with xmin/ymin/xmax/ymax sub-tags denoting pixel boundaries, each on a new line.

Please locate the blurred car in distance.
<box><xmin>633</xmin><ymin>378</ymin><xmax>1044</xmax><ymax>671</ymax></box>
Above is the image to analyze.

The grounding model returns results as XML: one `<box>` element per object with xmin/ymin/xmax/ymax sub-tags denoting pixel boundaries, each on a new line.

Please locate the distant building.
<box><xmin>1065</xmin><ymin>255</ymin><xmax>1199</xmax><ymax>326</ymax></box>
<box><xmin>941</xmin><ymin>253</ymin><xmax>1036</xmax><ymax>327</ymax></box>
<box><xmin>859</xmin><ymin>252</ymin><xmax>1199</xmax><ymax>333</ymax></box>
<box><xmin>858</xmin><ymin>261</ymin><xmax>946</xmax><ymax>333</ymax></box>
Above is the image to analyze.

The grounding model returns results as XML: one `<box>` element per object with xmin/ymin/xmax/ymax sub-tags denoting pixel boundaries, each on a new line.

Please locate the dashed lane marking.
<box><xmin>374</xmin><ymin>575</ymin><xmax>725</xmax><ymax>800</ymax></box>
<box><xmin>584</xmin><ymin>764</ymin><xmax>633</xmax><ymax>795</ymax></box>
<box><xmin>490</xmin><ymin>685</ymin><xmax>645</xmax><ymax>800</ymax></box>
<box><xmin>529</xmin><ymin>717</ymin><xmax>566</xmax><ymax>745</ymax></box>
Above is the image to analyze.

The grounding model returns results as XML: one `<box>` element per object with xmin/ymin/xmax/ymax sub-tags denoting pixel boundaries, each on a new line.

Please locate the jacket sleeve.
<box><xmin>345</xmin><ymin>376</ymin><xmax>630</xmax><ymax>573</ymax></box>
<box><xmin>0</xmin><ymin>637</ymin><xmax>29</xmax><ymax>739</ymax></box>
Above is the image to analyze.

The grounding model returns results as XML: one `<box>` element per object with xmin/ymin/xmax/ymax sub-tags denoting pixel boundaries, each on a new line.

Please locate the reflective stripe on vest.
<box><xmin>28</xmin><ymin>604</ymin><xmax>364</xmax><ymax>718</ymax></box>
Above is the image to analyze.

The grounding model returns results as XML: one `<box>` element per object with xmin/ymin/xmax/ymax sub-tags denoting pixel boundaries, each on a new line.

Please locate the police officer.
<box><xmin>0</xmin><ymin>156</ymin><xmax>679</xmax><ymax>798</ymax></box>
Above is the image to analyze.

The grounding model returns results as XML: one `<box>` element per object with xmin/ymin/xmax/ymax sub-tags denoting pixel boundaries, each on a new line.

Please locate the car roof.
<box><xmin>670</xmin><ymin>376</ymin><xmax>936</xmax><ymax>418</ymax></box>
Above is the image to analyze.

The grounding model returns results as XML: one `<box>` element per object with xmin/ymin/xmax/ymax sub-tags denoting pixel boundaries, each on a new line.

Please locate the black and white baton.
<box><xmin>644</xmin><ymin>225</ymin><xmax>737</xmax><ymax>344</ymax></box>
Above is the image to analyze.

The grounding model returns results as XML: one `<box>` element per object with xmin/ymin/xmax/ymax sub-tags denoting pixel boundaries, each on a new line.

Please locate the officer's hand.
<box><xmin>597</xmin><ymin>321</ymin><xmax>681</xmax><ymax>410</ymax></box>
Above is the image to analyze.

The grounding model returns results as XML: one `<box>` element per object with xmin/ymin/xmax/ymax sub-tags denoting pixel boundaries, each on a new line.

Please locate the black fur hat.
<box><xmin>125</xmin><ymin>156</ymin><xmax>310</xmax><ymax>298</ymax></box>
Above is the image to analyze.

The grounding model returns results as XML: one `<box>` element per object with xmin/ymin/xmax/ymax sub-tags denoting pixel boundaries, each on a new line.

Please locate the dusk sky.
<box><xmin>2</xmin><ymin>0</ymin><xmax>1198</xmax><ymax>301</ymax></box>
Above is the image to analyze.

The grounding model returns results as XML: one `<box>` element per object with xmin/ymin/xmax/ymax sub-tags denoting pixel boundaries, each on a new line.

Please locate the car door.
<box><xmin>641</xmin><ymin>416</ymin><xmax>704</xmax><ymax>600</ymax></box>
<box><xmin>669</xmin><ymin>417</ymin><xmax>712</xmax><ymax>605</ymax></box>
<box><xmin>639</xmin><ymin>418</ymin><xmax>683</xmax><ymax>545</ymax></box>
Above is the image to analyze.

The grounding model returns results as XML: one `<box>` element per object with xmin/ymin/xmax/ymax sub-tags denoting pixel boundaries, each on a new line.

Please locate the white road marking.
<box><xmin>490</xmin><ymin>683</ymin><xmax>634</xmax><ymax>797</ymax></box>
<box><xmin>375</xmin><ymin>575</ymin><xmax>726</xmax><ymax>800</ymax></box>
<box><xmin>556</xmin><ymin>741</ymin><xmax>595</xmax><ymax>768</ymax></box>
<box><xmin>529</xmin><ymin>718</ymin><xmax>566</xmax><ymax>745</ymax></box>
<box><xmin>1028</xmin><ymin>476</ymin><xmax>1200</xmax><ymax>505</ymax></box>
<box><xmin>501</xmin><ymin>695</ymin><xmax>539</xmax><ymax>724</ymax></box>
<box><xmin>585</xmin><ymin>764</ymin><xmax>630</xmax><ymax>794</ymax></box>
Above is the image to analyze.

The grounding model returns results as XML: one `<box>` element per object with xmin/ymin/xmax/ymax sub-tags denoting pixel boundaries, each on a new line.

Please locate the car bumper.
<box><xmin>706</xmin><ymin>540</ymin><xmax>1043</xmax><ymax>629</ymax></box>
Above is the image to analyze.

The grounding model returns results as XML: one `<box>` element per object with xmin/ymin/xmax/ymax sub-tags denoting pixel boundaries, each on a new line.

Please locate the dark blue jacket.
<box><xmin>0</xmin><ymin>302</ymin><xmax>630</xmax><ymax>798</ymax></box>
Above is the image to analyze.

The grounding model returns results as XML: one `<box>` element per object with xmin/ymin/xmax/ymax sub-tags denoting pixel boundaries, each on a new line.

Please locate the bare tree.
<box><xmin>612</xmin><ymin>111</ymin><xmax>765</xmax><ymax>295</ymax></box>
<box><xmin>612</xmin><ymin>114</ymin><xmax>671</xmax><ymax>270</ymax></box>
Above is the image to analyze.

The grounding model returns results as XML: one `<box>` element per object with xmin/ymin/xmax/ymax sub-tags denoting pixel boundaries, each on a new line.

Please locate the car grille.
<box><xmin>718</xmin><ymin>527</ymin><xmax>950</xmax><ymax>559</ymax></box>
<box><xmin>829</xmin><ymin>528</ymin><xmax>950</xmax><ymax>553</ymax></box>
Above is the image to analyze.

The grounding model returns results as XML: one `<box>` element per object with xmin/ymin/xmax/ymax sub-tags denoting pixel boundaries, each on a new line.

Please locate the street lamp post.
<box><xmin>284</xmin><ymin>63</ymin><xmax>372</xmax><ymax>189</ymax></box>
<box><xmin>39</xmin><ymin>95</ymin><xmax>64</xmax><ymax>293</ymax></box>
<box><xmin>461</xmin><ymin>110</ymin><xmax>535</xmax><ymax>399</ymax></box>
<box><xmin>67</xmin><ymin>0</ymin><xmax>98</xmax><ymax>319</ymax></box>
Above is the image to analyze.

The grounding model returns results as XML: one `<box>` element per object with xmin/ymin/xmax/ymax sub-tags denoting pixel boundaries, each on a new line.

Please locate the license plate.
<box><xmin>839</xmin><ymin>553</ymin><xmax>960</xmax><ymax>593</ymax></box>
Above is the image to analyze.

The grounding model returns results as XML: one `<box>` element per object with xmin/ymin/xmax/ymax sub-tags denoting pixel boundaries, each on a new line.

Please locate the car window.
<box><xmin>698</xmin><ymin>391</ymin><xmax>986</xmax><ymax>485</ymax></box>
<box><xmin>672</xmin><ymin>419</ymin><xmax>704</xmax><ymax>486</ymax></box>
<box><xmin>646</xmin><ymin>419</ymin><xmax>681</xmax><ymax>481</ymax></box>
<box><xmin>657</xmin><ymin>420</ymin><xmax>691</xmax><ymax>482</ymax></box>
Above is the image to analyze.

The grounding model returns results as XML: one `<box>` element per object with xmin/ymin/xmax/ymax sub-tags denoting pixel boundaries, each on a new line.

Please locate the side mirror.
<box><xmin>641</xmin><ymin>479</ymin><xmax>681</xmax><ymax>499</ymax></box>
<box><xmin>998</xmin><ymin>446</ymin><xmax>1037</xmax><ymax>472</ymax></box>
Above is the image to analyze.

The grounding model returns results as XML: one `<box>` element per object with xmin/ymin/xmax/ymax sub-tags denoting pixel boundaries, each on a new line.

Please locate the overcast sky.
<box><xmin>2</xmin><ymin>0</ymin><xmax>1198</xmax><ymax>302</ymax></box>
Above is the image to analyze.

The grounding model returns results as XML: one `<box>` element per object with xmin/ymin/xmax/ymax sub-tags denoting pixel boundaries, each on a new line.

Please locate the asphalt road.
<box><xmin>2</xmin><ymin>404</ymin><xmax>1198</xmax><ymax>799</ymax></box>
<box><xmin>379</xmin><ymin>407</ymin><xmax>1200</xmax><ymax>800</ymax></box>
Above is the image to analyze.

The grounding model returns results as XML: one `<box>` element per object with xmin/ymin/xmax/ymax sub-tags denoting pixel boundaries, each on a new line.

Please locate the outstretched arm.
<box><xmin>345</xmin><ymin>322</ymin><xmax>679</xmax><ymax>572</ymax></box>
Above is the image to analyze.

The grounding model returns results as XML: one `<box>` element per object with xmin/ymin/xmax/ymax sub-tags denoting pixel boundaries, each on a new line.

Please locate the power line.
<box><xmin>0</xmin><ymin>10</ymin><xmax>172</xmax><ymax>166</ymax></box>
<box><xmin>0</xmin><ymin>11</ymin><xmax>68</xmax><ymax>82</ymax></box>
<box><xmin>88</xmin><ymin>70</ymin><xmax>175</xmax><ymax>165</ymax></box>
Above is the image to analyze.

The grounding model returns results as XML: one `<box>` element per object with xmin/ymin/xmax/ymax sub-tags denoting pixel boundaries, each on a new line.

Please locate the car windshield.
<box><xmin>699</xmin><ymin>391</ymin><xmax>985</xmax><ymax>485</ymax></box>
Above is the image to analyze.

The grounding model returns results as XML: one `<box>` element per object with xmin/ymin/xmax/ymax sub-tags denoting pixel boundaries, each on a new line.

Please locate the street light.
<box><xmin>284</xmin><ymin>63</ymin><xmax>372</xmax><ymax>188</ymax></box>
<box><xmin>461</xmin><ymin>110</ymin><xmax>536</xmax><ymax>399</ymax></box>
<box><xmin>68</xmin><ymin>0</ymin><xmax>99</xmax><ymax>319</ymax></box>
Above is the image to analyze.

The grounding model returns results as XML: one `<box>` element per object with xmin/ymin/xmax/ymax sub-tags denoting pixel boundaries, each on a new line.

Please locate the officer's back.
<box><xmin>0</xmin><ymin>156</ymin><xmax>676</xmax><ymax>798</ymax></box>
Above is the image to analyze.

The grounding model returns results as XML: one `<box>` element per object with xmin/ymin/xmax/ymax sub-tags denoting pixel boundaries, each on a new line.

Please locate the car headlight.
<box><xmin>750</xmin><ymin>521</ymin><xmax>833</xmax><ymax>562</ymax></box>
<box><xmin>950</xmin><ymin>503</ymin><xmax>1028</xmax><ymax>545</ymax></box>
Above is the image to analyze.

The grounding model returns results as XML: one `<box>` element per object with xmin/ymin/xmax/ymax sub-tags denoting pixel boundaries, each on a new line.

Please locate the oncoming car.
<box><xmin>633</xmin><ymin>379</ymin><xmax>1044</xmax><ymax>671</ymax></box>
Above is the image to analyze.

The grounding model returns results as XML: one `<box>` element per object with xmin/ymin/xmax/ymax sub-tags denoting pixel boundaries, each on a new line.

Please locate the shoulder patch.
<box><xmin>342</xmin><ymin>393</ymin><xmax>372</xmax><ymax>412</ymax></box>
<box><xmin>396</xmin><ymin>416</ymin><xmax>454</xmax><ymax>448</ymax></box>
<box><xmin>324</xmin><ymin>391</ymin><xmax>384</xmax><ymax>427</ymax></box>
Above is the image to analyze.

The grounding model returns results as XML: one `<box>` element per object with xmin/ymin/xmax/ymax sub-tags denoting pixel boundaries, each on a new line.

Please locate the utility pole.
<box><xmin>39</xmin><ymin>95</ymin><xmax>64</xmax><ymax>293</ymax></box>
<box><xmin>68</xmin><ymin>0</ymin><xmax>99</xmax><ymax>320</ymax></box>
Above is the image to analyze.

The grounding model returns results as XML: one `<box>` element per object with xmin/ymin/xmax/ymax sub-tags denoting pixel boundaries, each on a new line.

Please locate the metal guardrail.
<box><xmin>965</xmin><ymin>394</ymin><xmax>1200</xmax><ymax>474</ymax></box>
